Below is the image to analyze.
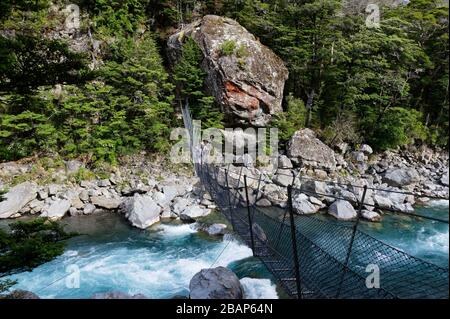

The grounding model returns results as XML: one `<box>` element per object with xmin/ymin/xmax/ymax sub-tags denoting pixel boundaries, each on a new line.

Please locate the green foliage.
<box><xmin>272</xmin><ymin>95</ymin><xmax>306</xmax><ymax>144</ymax></box>
<box><xmin>0</xmin><ymin>218</ymin><xmax>74</xmax><ymax>276</ymax></box>
<box><xmin>220</xmin><ymin>39</ymin><xmax>237</xmax><ymax>56</ymax></box>
<box><xmin>0</xmin><ymin>35</ymin><xmax>89</xmax><ymax>94</ymax></box>
<box><xmin>368</xmin><ymin>107</ymin><xmax>428</xmax><ymax>151</ymax></box>
<box><xmin>221</xmin><ymin>0</ymin><xmax>448</xmax><ymax>150</ymax></box>
<box><xmin>173</xmin><ymin>37</ymin><xmax>224</xmax><ymax>129</ymax></box>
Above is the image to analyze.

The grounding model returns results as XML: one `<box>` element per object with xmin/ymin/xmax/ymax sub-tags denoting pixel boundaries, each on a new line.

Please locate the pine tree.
<box><xmin>173</xmin><ymin>37</ymin><xmax>224</xmax><ymax>129</ymax></box>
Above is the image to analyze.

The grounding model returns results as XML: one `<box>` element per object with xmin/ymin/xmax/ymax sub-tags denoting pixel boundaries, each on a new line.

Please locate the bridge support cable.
<box><xmin>288</xmin><ymin>185</ymin><xmax>303</xmax><ymax>299</ymax></box>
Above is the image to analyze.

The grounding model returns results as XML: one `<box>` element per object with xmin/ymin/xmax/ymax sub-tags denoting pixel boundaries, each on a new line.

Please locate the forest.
<box><xmin>0</xmin><ymin>0</ymin><xmax>448</xmax><ymax>164</ymax></box>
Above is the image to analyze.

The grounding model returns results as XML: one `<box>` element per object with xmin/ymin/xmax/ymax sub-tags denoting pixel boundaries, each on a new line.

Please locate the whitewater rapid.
<box><xmin>6</xmin><ymin>222</ymin><xmax>278</xmax><ymax>299</ymax></box>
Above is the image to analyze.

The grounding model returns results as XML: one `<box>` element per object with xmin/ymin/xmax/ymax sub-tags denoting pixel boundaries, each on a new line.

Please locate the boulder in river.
<box><xmin>168</xmin><ymin>15</ymin><xmax>288</xmax><ymax>126</ymax></box>
<box><xmin>189</xmin><ymin>267</ymin><xmax>244</xmax><ymax>299</ymax></box>
<box><xmin>328</xmin><ymin>200</ymin><xmax>357</xmax><ymax>220</ymax></box>
<box><xmin>292</xmin><ymin>193</ymin><xmax>321</xmax><ymax>215</ymax></box>
<box><xmin>40</xmin><ymin>199</ymin><xmax>71</xmax><ymax>220</ymax></box>
<box><xmin>121</xmin><ymin>194</ymin><xmax>161</xmax><ymax>229</ymax></box>
<box><xmin>0</xmin><ymin>182</ymin><xmax>37</xmax><ymax>219</ymax></box>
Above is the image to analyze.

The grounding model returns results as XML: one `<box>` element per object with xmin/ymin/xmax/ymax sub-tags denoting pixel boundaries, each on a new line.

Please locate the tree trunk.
<box><xmin>305</xmin><ymin>89</ymin><xmax>315</xmax><ymax>127</ymax></box>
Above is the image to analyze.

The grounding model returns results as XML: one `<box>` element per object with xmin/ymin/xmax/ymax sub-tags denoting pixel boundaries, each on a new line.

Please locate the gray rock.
<box><xmin>80</xmin><ymin>180</ymin><xmax>95</xmax><ymax>188</ymax></box>
<box><xmin>256</xmin><ymin>198</ymin><xmax>272</xmax><ymax>207</ymax></box>
<box><xmin>309</xmin><ymin>196</ymin><xmax>325</xmax><ymax>207</ymax></box>
<box><xmin>300</xmin><ymin>180</ymin><xmax>327</xmax><ymax>197</ymax></box>
<box><xmin>79</xmin><ymin>190</ymin><xmax>89</xmax><ymax>202</ymax></box>
<box><xmin>98</xmin><ymin>179</ymin><xmax>111</xmax><ymax>187</ymax></box>
<box><xmin>292</xmin><ymin>193</ymin><xmax>320</xmax><ymax>215</ymax></box>
<box><xmin>287</xmin><ymin>129</ymin><xmax>336</xmax><ymax>170</ymax></box>
<box><xmin>83</xmin><ymin>203</ymin><xmax>96</xmax><ymax>215</ymax></box>
<box><xmin>38</xmin><ymin>189</ymin><xmax>48</xmax><ymax>200</ymax></box>
<box><xmin>152</xmin><ymin>191</ymin><xmax>171</xmax><ymax>208</ymax></box>
<box><xmin>0</xmin><ymin>182</ymin><xmax>37</xmax><ymax>219</ymax></box>
<box><xmin>383</xmin><ymin>168</ymin><xmax>420</xmax><ymax>187</ymax></box>
<box><xmin>361</xmin><ymin>210</ymin><xmax>381</xmax><ymax>222</ymax></box>
<box><xmin>189</xmin><ymin>267</ymin><xmax>244</xmax><ymax>299</ymax></box>
<box><xmin>172</xmin><ymin>197</ymin><xmax>192</xmax><ymax>215</ymax></box>
<box><xmin>393</xmin><ymin>202</ymin><xmax>414</xmax><ymax>213</ymax></box>
<box><xmin>360</xmin><ymin>144</ymin><xmax>373</xmax><ymax>155</ymax></box>
<box><xmin>206</xmin><ymin>224</ymin><xmax>227</xmax><ymax>236</ymax></box>
<box><xmin>182</xmin><ymin>205</ymin><xmax>210</xmax><ymax>218</ymax></box>
<box><xmin>28</xmin><ymin>199</ymin><xmax>45</xmax><ymax>214</ymax></box>
<box><xmin>278</xmin><ymin>155</ymin><xmax>293</xmax><ymax>169</ymax></box>
<box><xmin>373</xmin><ymin>194</ymin><xmax>393</xmax><ymax>209</ymax></box>
<box><xmin>121</xmin><ymin>194</ymin><xmax>161</xmax><ymax>229</ymax></box>
<box><xmin>48</xmin><ymin>184</ymin><xmax>60</xmax><ymax>196</ymax></box>
<box><xmin>90</xmin><ymin>196</ymin><xmax>122</xmax><ymax>210</ymax></box>
<box><xmin>168</xmin><ymin>15</ymin><xmax>288</xmax><ymax>126</ymax></box>
<box><xmin>352</xmin><ymin>151</ymin><xmax>366</xmax><ymax>163</ymax></box>
<box><xmin>41</xmin><ymin>199</ymin><xmax>71</xmax><ymax>220</ymax></box>
<box><xmin>273</xmin><ymin>169</ymin><xmax>294</xmax><ymax>187</ymax></box>
<box><xmin>328</xmin><ymin>200</ymin><xmax>357</xmax><ymax>220</ymax></box>
<box><xmin>162</xmin><ymin>185</ymin><xmax>178</xmax><ymax>202</ymax></box>
<box><xmin>262</xmin><ymin>183</ymin><xmax>287</xmax><ymax>208</ymax></box>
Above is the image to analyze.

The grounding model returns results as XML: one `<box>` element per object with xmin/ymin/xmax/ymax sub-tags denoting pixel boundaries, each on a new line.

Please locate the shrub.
<box><xmin>272</xmin><ymin>94</ymin><xmax>307</xmax><ymax>144</ymax></box>
<box><xmin>220</xmin><ymin>40</ymin><xmax>237</xmax><ymax>56</ymax></box>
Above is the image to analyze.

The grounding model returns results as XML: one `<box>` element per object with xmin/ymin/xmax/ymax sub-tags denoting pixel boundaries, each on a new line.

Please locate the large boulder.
<box><xmin>287</xmin><ymin>129</ymin><xmax>336</xmax><ymax>171</ymax></box>
<box><xmin>0</xmin><ymin>182</ymin><xmax>37</xmax><ymax>219</ymax></box>
<box><xmin>328</xmin><ymin>200</ymin><xmax>357</xmax><ymax>220</ymax></box>
<box><xmin>120</xmin><ymin>194</ymin><xmax>161</xmax><ymax>229</ymax></box>
<box><xmin>382</xmin><ymin>168</ymin><xmax>420</xmax><ymax>187</ymax></box>
<box><xmin>189</xmin><ymin>267</ymin><xmax>244</xmax><ymax>299</ymax></box>
<box><xmin>40</xmin><ymin>199</ymin><xmax>71</xmax><ymax>220</ymax></box>
<box><xmin>168</xmin><ymin>15</ymin><xmax>288</xmax><ymax>126</ymax></box>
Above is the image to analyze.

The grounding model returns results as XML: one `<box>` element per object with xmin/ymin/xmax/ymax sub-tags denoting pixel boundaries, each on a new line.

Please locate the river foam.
<box><xmin>240</xmin><ymin>278</ymin><xmax>279</xmax><ymax>299</ymax></box>
<box><xmin>7</xmin><ymin>223</ymin><xmax>255</xmax><ymax>299</ymax></box>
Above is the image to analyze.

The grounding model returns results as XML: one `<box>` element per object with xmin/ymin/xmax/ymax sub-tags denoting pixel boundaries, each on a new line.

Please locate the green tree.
<box><xmin>173</xmin><ymin>37</ymin><xmax>223</xmax><ymax>129</ymax></box>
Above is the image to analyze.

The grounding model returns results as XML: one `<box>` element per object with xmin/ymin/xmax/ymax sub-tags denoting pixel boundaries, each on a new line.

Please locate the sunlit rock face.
<box><xmin>168</xmin><ymin>15</ymin><xmax>289</xmax><ymax>127</ymax></box>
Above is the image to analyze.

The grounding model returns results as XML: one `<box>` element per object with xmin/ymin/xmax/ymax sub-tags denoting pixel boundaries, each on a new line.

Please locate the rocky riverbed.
<box><xmin>0</xmin><ymin>131</ymin><xmax>448</xmax><ymax>229</ymax></box>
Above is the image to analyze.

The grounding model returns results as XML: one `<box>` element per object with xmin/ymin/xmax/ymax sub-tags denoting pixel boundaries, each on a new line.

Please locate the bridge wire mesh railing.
<box><xmin>197</xmin><ymin>161</ymin><xmax>449</xmax><ymax>299</ymax></box>
<box><xmin>182</xmin><ymin>101</ymin><xmax>448</xmax><ymax>299</ymax></box>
